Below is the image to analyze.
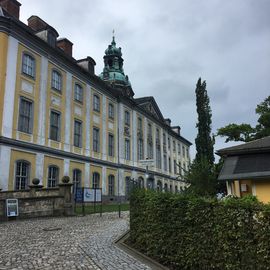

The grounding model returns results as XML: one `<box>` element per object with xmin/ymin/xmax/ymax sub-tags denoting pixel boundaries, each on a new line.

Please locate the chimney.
<box><xmin>77</xmin><ymin>56</ymin><xmax>96</xmax><ymax>75</ymax></box>
<box><xmin>57</xmin><ymin>38</ymin><xmax>73</xmax><ymax>57</ymax></box>
<box><xmin>27</xmin><ymin>15</ymin><xmax>47</xmax><ymax>32</ymax></box>
<box><xmin>0</xmin><ymin>0</ymin><xmax>21</xmax><ymax>19</ymax></box>
<box><xmin>165</xmin><ymin>118</ymin><xmax>171</xmax><ymax>126</ymax></box>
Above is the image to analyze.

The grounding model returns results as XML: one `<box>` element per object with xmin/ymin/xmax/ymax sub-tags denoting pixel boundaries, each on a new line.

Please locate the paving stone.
<box><xmin>0</xmin><ymin>212</ymin><xmax>151</xmax><ymax>270</ymax></box>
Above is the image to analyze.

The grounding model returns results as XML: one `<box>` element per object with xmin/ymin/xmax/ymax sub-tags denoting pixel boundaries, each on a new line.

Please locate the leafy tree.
<box><xmin>183</xmin><ymin>157</ymin><xmax>216</xmax><ymax>197</ymax></box>
<box><xmin>217</xmin><ymin>96</ymin><xmax>270</xmax><ymax>143</ymax></box>
<box><xmin>183</xmin><ymin>78</ymin><xmax>216</xmax><ymax>197</ymax></box>
<box><xmin>217</xmin><ymin>123</ymin><xmax>255</xmax><ymax>142</ymax></box>
<box><xmin>194</xmin><ymin>78</ymin><xmax>215</xmax><ymax>165</ymax></box>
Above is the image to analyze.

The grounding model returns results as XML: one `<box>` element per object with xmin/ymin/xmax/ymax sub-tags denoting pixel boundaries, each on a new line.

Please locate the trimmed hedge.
<box><xmin>129</xmin><ymin>189</ymin><xmax>270</xmax><ymax>270</ymax></box>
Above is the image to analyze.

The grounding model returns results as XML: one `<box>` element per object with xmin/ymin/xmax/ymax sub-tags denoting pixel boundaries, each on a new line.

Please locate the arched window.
<box><xmin>15</xmin><ymin>160</ymin><xmax>30</xmax><ymax>190</ymax></box>
<box><xmin>73</xmin><ymin>169</ymin><xmax>82</xmax><ymax>193</ymax></box>
<box><xmin>108</xmin><ymin>175</ymin><xmax>115</xmax><ymax>196</ymax></box>
<box><xmin>164</xmin><ymin>183</ymin><xmax>168</xmax><ymax>192</ymax></box>
<box><xmin>22</xmin><ymin>53</ymin><xmax>35</xmax><ymax>78</ymax></box>
<box><xmin>48</xmin><ymin>165</ymin><xmax>59</xmax><ymax>188</ymax></box>
<box><xmin>157</xmin><ymin>180</ymin><xmax>162</xmax><ymax>192</ymax></box>
<box><xmin>170</xmin><ymin>184</ymin><xmax>173</xmax><ymax>192</ymax></box>
<box><xmin>175</xmin><ymin>186</ymin><xmax>178</xmax><ymax>193</ymax></box>
<box><xmin>51</xmin><ymin>70</ymin><xmax>62</xmax><ymax>91</ymax></box>
<box><xmin>92</xmin><ymin>172</ymin><xmax>100</xmax><ymax>189</ymax></box>
<box><xmin>125</xmin><ymin>176</ymin><xmax>131</xmax><ymax>197</ymax></box>
<box><xmin>138</xmin><ymin>177</ymin><xmax>144</xmax><ymax>189</ymax></box>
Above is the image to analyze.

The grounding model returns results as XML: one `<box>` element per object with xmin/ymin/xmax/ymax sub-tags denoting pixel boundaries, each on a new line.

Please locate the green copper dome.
<box><xmin>99</xmin><ymin>35</ymin><xmax>134</xmax><ymax>98</ymax></box>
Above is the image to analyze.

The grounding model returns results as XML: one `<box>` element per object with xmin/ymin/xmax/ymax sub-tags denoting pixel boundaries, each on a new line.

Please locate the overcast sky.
<box><xmin>20</xmin><ymin>0</ymin><xmax>270</xmax><ymax>160</ymax></box>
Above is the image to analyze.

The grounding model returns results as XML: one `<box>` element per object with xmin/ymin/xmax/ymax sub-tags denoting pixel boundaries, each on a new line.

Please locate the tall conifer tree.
<box><xmin>195</xmin><ymin>78</ymin><xmax>215</xmax><ymax>165</ymax></box>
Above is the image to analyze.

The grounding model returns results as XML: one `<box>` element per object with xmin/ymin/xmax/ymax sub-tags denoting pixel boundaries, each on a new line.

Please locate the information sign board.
<box><xmin>139</xmin><ymin>159</ymin><xmax>155</xmax><ymax>167</ymax></box>
<box><xmin>83</xmin><ymin>188</ymin><xmax>102</xmax><ymax>203</ymax></box>
<box><xmin>6</xmin><ymin>199</ymin><xmax>19</xmax><ymax>217</ymax></box>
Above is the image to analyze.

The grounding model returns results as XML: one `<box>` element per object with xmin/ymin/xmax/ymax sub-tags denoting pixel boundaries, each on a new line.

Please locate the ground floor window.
<box><xmin>73</xmin><ymin>169</ymin><xmax>82</xmax><ymax>194</ymax></box>
<box><xmin>48</xmin><ymin>166</ymin><xmax>59</xmax><ymax>188</ymax></box>
<box><xmin>15</xmin><ymin>160</ymin><xmax>30</xmax><ymax>190</ymax></box>
<box><xmin>92</xmin><ymin>172</ymin><xmax>100</xmax><ymax>189</ymax></box>
<box><xmin>108</xmin><ymin>175</ymin><xmax>115</xmax><ymax>196</ymax></box>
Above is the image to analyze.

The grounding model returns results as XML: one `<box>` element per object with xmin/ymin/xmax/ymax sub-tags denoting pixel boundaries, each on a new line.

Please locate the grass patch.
<box><xmin>75</xmin><ymin>203</ymin><xmax>130</xmax><ymax>215</ymax></box>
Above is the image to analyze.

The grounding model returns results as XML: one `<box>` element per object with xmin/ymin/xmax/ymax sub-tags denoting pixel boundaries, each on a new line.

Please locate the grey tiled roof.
<box><xmin>217</xmin><ymin>136</ymin><xmax>270</xmax><ymax>156</ymax></box>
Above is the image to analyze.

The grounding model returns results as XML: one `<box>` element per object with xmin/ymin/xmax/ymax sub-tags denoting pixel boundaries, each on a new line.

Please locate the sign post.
<box><xmin>139</xmin><ymin>159</ymin><xmax>155</xmax><ymax>188</ymax></box>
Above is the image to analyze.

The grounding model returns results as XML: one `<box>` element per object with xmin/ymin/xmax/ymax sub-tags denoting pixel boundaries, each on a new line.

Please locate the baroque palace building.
<box><xmin>0</xmin><ymin>0</ymin><xmax>191</xmax><ymax>199</ymax></box>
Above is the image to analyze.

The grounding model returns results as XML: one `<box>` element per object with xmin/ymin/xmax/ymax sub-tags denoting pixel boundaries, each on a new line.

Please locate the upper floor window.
<box><xmin>92</xmin><ymin>172</ymin><xmax>100</xmax><ymax>189</ymax></box>
<box><xmin>74</xmin><ymin>83</ymin><xmax>83</xmax><ymax>103</ymax></box>
<box><xmin>108</xmin><ymin>133</ymin><xmax>114</xmax><ymax>157</ymax></box>
<box><xmin>18</xmin><ymin>97</ymin><xmax>33</xmax><ymax>134</ymax></box>
<box><xmin>163</xmin><ymin>133</ymin><xmax>166</xmax><ymax>145</ymax></box>
<box><xmin>182</xmin><ymin>146</ymin><xmax>185</xmax><ymax>157</ymax></box>
<box><xmin>174</xmin><ymin>160</ymin><xmax>177</xmax><ymax>174</ymax></box>
<box><xmin>51</xmin><ymin>70</ymin><xmax>62</xmax><ymax>91</ymax></box>
<box><xmin>124</xmin><ymin>111</ymin><xmax>130</xmax><ymax>126</ymax></box>
<box><xmin>22</xmin><ymin>53</ymin><xmax>35</xmax><ymax>78</ymax></box>
<box><xmin>15</xmin><ymin>160</ymin><xmax>30</xmax><ymax>190</ymax></box>
<box><xmin>125</xmin><ymin>139</ymin><xmax>130</xmax><ymax>160</ymax></box>
<box><xmin>138</xmin><ymin>117</ymin><xmax>142</xmax><ymax>131</ymax></box>
<box><xmin>108</xmin><ymin>103</ymin><xmax>114</xmax><ymax>119</ymax></box>
<box><xmin>137</xmin><ymin>138</ymin><xmax>144</xmax><ymax>160</ymax></box>
<box><xmin>93</xmin><ymin>94</ymin><xmax>100</xmax><ymax>112</ymax></box>
<box><xmin>48</xmin><ymin>165</ymin><xmax>59</xmax><ymax>188</ymax></box>
<box><xmin>168</xmin><ymin>157</ymin><xmax>171</xmax><ymax>173</ymax></box>
<box><xmin>173</xmin><ymin>141</ymin><xmax>176</xmax><ymax>152</ymax></box>
<box><xmin>93</xmin><ymin>127</ymin><xmax>100</xmax><ymax>152</ymax></box>
<box><xmin>50</xmin><ymin>110</ymin><xmax>61</xmax><ymax>141</ymax></box>
<box><xmin>168</xmin><ymin>137</ymin><xmax>171</xmax><ymax>149</ymax></box>
<box><xmin>156</xmin><ymin>128</ymin><xmax>160</xmax><ymax>139</ymax></box>
<box><xmin>147</xmin><ymin>123</ymin><xmax>152</xmax><ymax>137</ymax></box>
<box><xmin>74</xmin><ymin>120</ymin><xmax>82</xmax><ymax>148</ymax></box>
<box><xmin>178</xmin><ymin>143</ymin><xmax>181</xmax><ymax>154</ymax></box>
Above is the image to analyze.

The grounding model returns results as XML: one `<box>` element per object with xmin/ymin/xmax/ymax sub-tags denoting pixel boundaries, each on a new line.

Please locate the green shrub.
<box><xmin>129</xmin><ymin>189</ymin><xmax>270</xmax><ymax>270</ymax></box>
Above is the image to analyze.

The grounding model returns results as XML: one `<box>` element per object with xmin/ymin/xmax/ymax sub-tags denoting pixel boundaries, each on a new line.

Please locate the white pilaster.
<box><xmin>64</xmin><ymin>159</ymin><xmax>70</xmax><ymax>176</ymax></box>
<box><xmin>85</xmin><ymin>85</ymin><xmax>91</xmax><ymax>156</ymax></box>
<box><xmin>132</xmin><ymin>110</ymin><xmax>137</xmax><ymax>166</ymax></box>
<box><xmin>64</xmin><ymin>72</ymin><xmax>72</xmax><ymax>152</ymax></box>
<box><xmin>102</xmin><ymin>166</ymin><xmax>106</xmax><ymax>194</ymax></box>
<box><xmin>2</xmin><ymin>37</ymin><xmax>18</xmax><ymax>137</ymax></box>
<box><xmin>0</xmin><ymin>146</ymin><xmax>11</xmax><ymax>190</ymax></box>
<box><xmin>84</xmin><ymin>163</ymin><xmax>90</xmax><ymax>188</ymax></box>
<box><xmin>102</xmin><ymin>95</ymin><xmax>107</xmax><ymax>160</ymax></box>
<box><xmin>37</xmin><ymin>56</ymin><xmax>48</xmax><ymax>145</ymax></box>
<box><xmin>35</xmin><ymin>153</ymin><xmax>44</xmax><ymax>184</ymax></box>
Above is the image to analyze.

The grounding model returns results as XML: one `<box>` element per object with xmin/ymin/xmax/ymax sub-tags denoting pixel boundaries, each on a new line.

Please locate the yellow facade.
<box><xmin>12</xmin><ymin>44</ymin><xmax>41</xmax><ymax>142</ymax></box>
<box><xmin>0</xmin><ymin>32</ymin><xmax>8</xmax><ymax>136</ymax></box>
<box><xmin>254</xmin><ymin>180</ymin><xmax>270</xmax><ymax>204</ymax></box>
<box><xmin>8</xmin><ymin>149</ymin><xmax>36</xmax><ymax>190</ymax></box>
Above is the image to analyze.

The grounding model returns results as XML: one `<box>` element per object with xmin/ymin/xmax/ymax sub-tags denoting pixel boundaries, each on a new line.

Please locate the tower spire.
<box><xmin>112</xmin><ymin>29</ymin><xmax>116</xmax><ymax>45</ymax></box>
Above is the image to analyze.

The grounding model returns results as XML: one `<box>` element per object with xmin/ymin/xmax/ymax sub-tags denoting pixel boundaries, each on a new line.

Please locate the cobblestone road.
<box><xmin>0</xmin><ymin>212</ymin><xmax>151</xmax><ymax>270</ymax></box>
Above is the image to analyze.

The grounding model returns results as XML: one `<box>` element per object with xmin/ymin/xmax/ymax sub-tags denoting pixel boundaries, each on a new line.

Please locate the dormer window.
<box><xmin>22</xmin><ymin>53</ymin><xmax>35</xmax><ymax>78</ymax></box>
<box><xmin>51</xmin><ymin>70</ymin><xmax>62</xmax><ymax>92</ymax></box>
<box><xmin>48</xmin><ymin>30</ymin><xmax>57</xmax><ymax>47</ymax></box>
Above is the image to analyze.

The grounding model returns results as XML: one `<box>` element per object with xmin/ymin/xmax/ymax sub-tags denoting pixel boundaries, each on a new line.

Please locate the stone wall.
<box><xmin>0</xmin><ymin>181</ymin><xmax>73</xmax><ymax>221</ymax></box>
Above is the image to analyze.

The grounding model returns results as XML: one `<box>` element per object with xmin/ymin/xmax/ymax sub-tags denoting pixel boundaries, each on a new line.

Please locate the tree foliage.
<box><xmin>195</xmin><ymin>78</ymin><xmax>215</xmax><ymax>165</ymax></box>
<box><xmin>217</xmin><ymin>96</ymin><xmax>270</xmax><ymax>143</ymax></box>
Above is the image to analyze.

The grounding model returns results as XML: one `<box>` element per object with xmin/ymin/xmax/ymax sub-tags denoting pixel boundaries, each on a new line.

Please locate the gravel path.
<box><xmin>0</xmin><ymin>212</ymin><xmax>151</xmax><ymax>270</ymax></box>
